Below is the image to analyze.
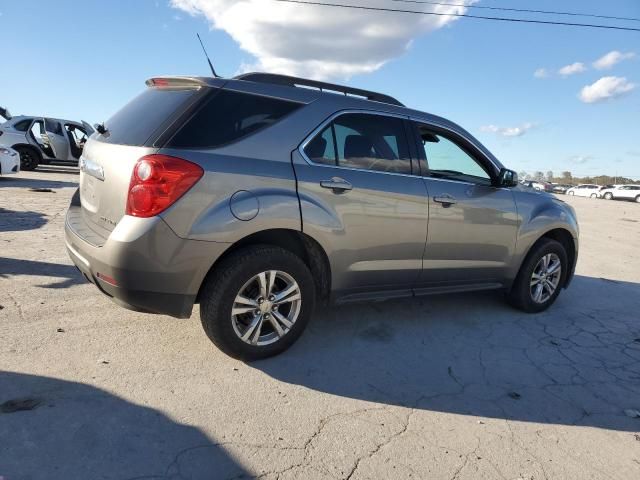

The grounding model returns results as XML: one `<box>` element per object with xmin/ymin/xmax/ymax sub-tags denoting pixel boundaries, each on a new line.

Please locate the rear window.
<box><xmin>99</xmin><ymin>88</ymin><xmax>197</xmax><ymax>146</ymax></box>
<box><xmin>168</xmin><ymin>89</ymin><xmax>302</xmax><ymax>149</ymax></box>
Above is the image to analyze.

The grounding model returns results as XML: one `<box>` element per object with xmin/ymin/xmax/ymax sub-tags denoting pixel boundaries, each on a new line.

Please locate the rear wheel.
<box><xmin>16</xmin><ymin>146</ymin><xmax>41</xmax><ymax>171</ymax></box>
<box><xmin>199</xmin><ymin>245</ymin><xmax>315</xmax><ymax>360</ymax></box>
<box><xmin>508</xmin><ymin>238</ymin><xmax>567</xmax><ymax>313</ymax></box>
<box><xmin>590</xmin><ymin>193</ymin><xmax>598</xmax><ymax>198</ymax></box>
<box><xmin>568</xmin><ymin>191</ymin><xmax>575</xmax><ymax>196</ymax></box>
<box><xmin>636</xmin><ymin>195</ymin><xmax>640</xmax><ymax>203</ymax></box>
<box><xmin>604</xmin><ymin>192</ymin><xmax>613</xmax><ymax>200</ymax></box>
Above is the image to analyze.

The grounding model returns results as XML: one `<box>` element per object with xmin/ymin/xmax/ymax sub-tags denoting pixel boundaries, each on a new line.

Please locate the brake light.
<box><xmin>126</xmin><ymin>154</ymin><xmax>203</xmax><ymax>218</ymax></box>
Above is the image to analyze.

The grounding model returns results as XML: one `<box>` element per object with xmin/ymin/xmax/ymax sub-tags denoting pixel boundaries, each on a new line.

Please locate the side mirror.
<box><xmin>495</xmin><ymin>168</ymin><xmax>518</xmax><ymax>188</ymax></box>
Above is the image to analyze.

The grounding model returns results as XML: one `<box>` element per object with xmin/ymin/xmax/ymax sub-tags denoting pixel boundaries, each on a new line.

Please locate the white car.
<box><xmin>566</xmin><ymin>184</ymin><xmax>601</xmax><ymax>198</ymax></box>
<box><xmin>0</xmin><ymin>106</ymin><xmax>94</xmax><ymax>171</ymax></box>
<box><xmin>0</xmin><ymin>146</ymin><xmax>20</xmax><ymax>175</ymax></box>
<box><xmin>599</xmin><ymin>184</ymin><xmax>640</xmax><ymax>203</ymax></box>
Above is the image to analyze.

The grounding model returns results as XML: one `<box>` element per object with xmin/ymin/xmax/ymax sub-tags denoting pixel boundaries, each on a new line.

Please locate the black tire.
<box><xmin>568</xmin><ymin>191</ymin><xmax>574</xmax><ymax>196</ymax></box>
<box><xmin>604</xmin><ymin>192</ymin><xmax>613</xmax><ymax>200</ymax></box>
<box><xmin>16</xmin><ymin>146</ymin><xmax>41</xmax><ymax>171</ymax></box>
<box><xmin>199</xmin><ymin>245</ymin><xmax>316</xmax><ymax>360</ymax></box>
<box><xmin>508</xmin><ymin>238</ymin><xmax>568</xmax><ymax>313</ymax></box>
<box><xmin>635</xmin><ymin>195</ymin><xmax>640</xmax><ymax>203</ymax></box>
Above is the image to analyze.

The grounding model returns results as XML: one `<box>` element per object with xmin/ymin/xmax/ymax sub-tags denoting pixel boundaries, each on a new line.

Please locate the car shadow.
<box><xmin>0</xmin><ymin>257</ymin><xmax>85</xmax><ymax>288</ymax></box>
<box><xmin>0</xmin><ymin>175</ymin><xmax>77</xmax><ymax>189</ymax></box>
<box><xmin>0</xmin><ymin>371</ymin><xmax>249</xmax><ymax>479</ymax></box>
<box><xmin>253</xmin><ymin>275</ymin><xmax>640</xmax><ymax>432</ymax></box>
<box><xmin>0</xmin><ymin>208</ymin><xmax>48</xmax><ymax>232</ymax></box>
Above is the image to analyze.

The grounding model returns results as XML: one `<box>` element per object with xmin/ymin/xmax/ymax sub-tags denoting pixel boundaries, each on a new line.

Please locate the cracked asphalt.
<box><xmin>1</xmin><ymin>169</ymin><xmax>639</xmax><ymax>480</ymax></box>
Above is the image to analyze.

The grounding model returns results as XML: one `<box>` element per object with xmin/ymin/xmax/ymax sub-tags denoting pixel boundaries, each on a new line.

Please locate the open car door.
<box><xmin>0</xmin><ymin>106</ymin><xmax>11</xmax><ymax>121</ymax></box>
<box><xmin>81</xmin><ymin>120</ymin><xmax>95</xmax><ymax>136</ymax></box>
<box><xmin>43</xmin><ymin>118</ymin><xmax>70</xmax><ymax>161</ymax></box>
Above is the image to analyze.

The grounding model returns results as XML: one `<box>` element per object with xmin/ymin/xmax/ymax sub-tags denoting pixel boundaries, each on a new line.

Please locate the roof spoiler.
<box><xmin>234</xmin><ymin>72</ymin><xmax>404</xmax><ymax>107</ymax></box>
<box><xmin>145</xmin><ymin>76</ymin><xmax>223</xmax><ymax>88</ymax></box>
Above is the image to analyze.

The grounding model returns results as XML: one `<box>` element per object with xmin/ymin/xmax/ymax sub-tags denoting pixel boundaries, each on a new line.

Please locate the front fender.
<box><xmin>509</xmin><ymin>192</ymin><xmax>579</xmax><ymax>280</ymax></box>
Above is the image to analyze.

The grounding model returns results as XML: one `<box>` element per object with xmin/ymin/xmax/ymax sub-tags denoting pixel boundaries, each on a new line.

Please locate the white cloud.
<box><xmin>569</xmin><ymin>155</ymin><xmax>593</xmax><ymax>164</ymax></box>
<box><xmin>170</xmin><ymin>0</ymin><xmax>475</xmax><ymax>80</ymax></box>
<box><xmin>578</xmin><ymin>76</ymin><xmax>636</xmax><ymax>103</ymax></box>
<box><xmin>480</xmin><ymin>122</ymin><xmax>536</xmax><ymax>138</ymax></box>
<box><xmin>593</xmin><ymin>50</ymin><xmax>636</xmax><ymax>70</ymax></box>
<box><xmin>533</xmin><ymin>68</ymin><xmax>548</xmax><ymax>79</ymax></box>
<box><xmin>558</xmin><ymin>62</ymin><xmax>587</xmax><ymax>77</ymax></box>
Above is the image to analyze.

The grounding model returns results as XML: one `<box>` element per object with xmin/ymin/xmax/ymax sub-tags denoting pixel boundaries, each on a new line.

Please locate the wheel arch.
<box><xmin>196</xmin><ymin>228</ymin><xmax>331</xmax><ymax>306</ymax></box>
<box><xmin>520</xmin><ymin>228</ymin><xmax>577</xmax><ymax>288</ymax></box>
<box><xmin>11</xmin><ymin>143</ymin><xmax>41</xmax><ymax>158</ymax></box>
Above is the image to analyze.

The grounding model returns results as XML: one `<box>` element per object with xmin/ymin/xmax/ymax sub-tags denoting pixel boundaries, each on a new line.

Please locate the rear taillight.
<box><xmin>126</xmin><ymin>154</ymin><xmax>203</xmax><ymax>218</ymax></box>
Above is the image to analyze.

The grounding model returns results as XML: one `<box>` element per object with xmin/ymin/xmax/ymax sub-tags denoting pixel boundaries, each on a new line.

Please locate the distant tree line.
<box><xmin>517</xmin><ymin>170</ymin><xmax>638</xmax><ymax>185</ymax></box>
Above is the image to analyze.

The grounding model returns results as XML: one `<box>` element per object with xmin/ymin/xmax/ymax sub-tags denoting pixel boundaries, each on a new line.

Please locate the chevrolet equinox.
<box><xmin>65</xmin><ymin>73</ymin><xmax>579</xmax><ymax>359</ymax></box>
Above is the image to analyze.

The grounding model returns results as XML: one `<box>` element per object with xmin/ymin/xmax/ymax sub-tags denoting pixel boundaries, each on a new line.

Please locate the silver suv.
<box><xmin>65</xmin><ymin>73</ymin><xmax>579</xmax><ymax>359</ymax></box>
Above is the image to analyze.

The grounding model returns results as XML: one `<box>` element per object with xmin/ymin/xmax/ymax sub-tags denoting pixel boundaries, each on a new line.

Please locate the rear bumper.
<box><xmin>65</xmin><ymin>204</ymin><xmax>230</xmax><ymax>318</ymax></box>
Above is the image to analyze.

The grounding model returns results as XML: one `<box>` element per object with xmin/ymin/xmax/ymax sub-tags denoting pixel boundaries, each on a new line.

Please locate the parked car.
<box><xmin>599</xmin><ymin>184</ymin><xmax>640</xmax><ymax>202</ymax></box>
<box><xmin>0</xmin><ymin>106</ymin><xmax>94</xmax><ymax>170</ymax></box>
<box><xmin>521</xmin><ymin>180</ymin><xmax>553</xmax><ymax>192</ymax></box>
<box><xmin>551</xmin><ymin>184</ymin><xmax>572</xmax><ymax>194</ymax></box>
<box><xmin>0</xmin><ymin>146</ymin><xmax>20</xmax><ymax>175</ymax></box>
<box><xmin>65</xmin><ymin>73</ymin><xmax>579</xmax><ymax>359</ymax></box>
<box><xmin>566</xmin><ymin>184</ymin><xmax>601</xmax><ymax>198</ymax></box>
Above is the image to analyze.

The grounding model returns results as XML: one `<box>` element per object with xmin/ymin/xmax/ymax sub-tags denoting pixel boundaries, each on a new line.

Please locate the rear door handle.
<box><xmin>320</xmin><ymin>177</ymin><xmax>353</xmax><ymax>193</ymax></box>
<box><xmin>433</xmin><ymin>195</ymin><xmax>457</xmax><ymax>206</ymax></box>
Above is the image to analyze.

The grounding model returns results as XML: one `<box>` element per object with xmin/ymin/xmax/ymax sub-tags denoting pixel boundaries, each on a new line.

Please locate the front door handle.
<box><xmin>320</xmin><ymin>177</ymin><xmax>353</xmax><ymax>193</ymax></box>
<box><xmin>433</xmin><ymin>195</ymin><xmax>457</xmax><ymax>206</ymax></box>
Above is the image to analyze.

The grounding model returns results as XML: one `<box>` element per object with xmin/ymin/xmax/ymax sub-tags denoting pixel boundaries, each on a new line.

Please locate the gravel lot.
<box><xmin>1</xmin><ymin>168</ymin><xmax>639</xmax><ymax>480</ymax></box>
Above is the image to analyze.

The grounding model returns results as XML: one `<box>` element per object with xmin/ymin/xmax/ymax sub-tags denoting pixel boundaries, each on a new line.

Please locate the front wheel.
<box><xmin>568</xmin><ymin>191</ymin><xmax>575</xmax><ymax>196</ymax></box>
<box><xmin>508</xmin><ymin>239</ymin><xmax>567</xmax><ymax>313</ymax></box>
<box><xmin>636</xmin><ymin>195</ymin><xmax>640</xmax><ymax>203</ymax></box>
<box><xmin>199</xmin><ymin>245</ymin><xmax>316</xmax><ymax>360</ymax></box>
<box><xmin>590</xmin><ymin>193</ymin><xmax>598</xmax><ymax>198</ymax></box>
<box><xmin>604</xmin><ymin>192</ymin><xmax>613</xmax><ymax>200</ymax></box>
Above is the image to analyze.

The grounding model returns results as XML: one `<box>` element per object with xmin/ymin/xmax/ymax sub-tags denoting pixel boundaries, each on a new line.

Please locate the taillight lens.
<box><xmin>126</xmin><ymin>154</ymin><xmax>203</xmax><ymax>218</ymax></box>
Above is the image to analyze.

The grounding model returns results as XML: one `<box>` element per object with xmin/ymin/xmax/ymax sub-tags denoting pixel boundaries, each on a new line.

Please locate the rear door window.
<box><xmin>168</xmin><ymin>89</ymin><xmax>302</xmax><ymax>148</ymax></box>
<box><xmin>303</xmin><ymin>113</ymin><xmax>412</xmax><ymax>175</ymax></box>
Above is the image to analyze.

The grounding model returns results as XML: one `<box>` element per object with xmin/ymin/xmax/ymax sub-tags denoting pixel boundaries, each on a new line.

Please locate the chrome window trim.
<box><xmin>298</xmin><ymin>109</ymin><xmax>420</xmax><ymax>179</ymax></box>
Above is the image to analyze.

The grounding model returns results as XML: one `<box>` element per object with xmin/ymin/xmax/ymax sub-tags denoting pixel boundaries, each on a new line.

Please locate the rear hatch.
<box><xmin>77</xmin><ymin>79</ymin><xmax>215</xmax><ymax>241</ymax></box>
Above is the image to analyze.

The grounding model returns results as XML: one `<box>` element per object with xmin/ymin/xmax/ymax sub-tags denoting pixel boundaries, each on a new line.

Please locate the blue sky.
<box><xmin>1</xmin><ymin>0</ymin><xmax>638</xmax><ymax>177</ymax></box>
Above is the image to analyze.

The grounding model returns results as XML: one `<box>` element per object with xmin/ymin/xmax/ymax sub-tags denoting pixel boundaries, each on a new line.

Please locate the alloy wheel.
<box><xmin>231</xmin><ymin>270</ymin><xmax>302</xmax><ymax>346</ymax></box>
<box><xmin>530</xmin><ymin>253</ymin><xmax>562</xmax><ymax>304</ymax></box>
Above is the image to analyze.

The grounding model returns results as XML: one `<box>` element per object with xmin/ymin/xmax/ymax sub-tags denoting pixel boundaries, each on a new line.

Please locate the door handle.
<box><xmin>433</xmin><ymin>195</ymin><xmax>457</xmax><ymax>206</ymax></box>
<box><xmin>320</xmin><ymin>177</ymin><xmax>353</xmax><ymax>193</ymax></box>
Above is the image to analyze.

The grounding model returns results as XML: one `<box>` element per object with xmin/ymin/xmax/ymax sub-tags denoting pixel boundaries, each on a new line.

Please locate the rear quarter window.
<box><xmin>167</xmin><ymin>89</ymin><xmax>302</xmax><ymax>149</ymax></box>
<box><xmin>99</xmin><ymin>88</ymin><xmax>198</xmax><ymax>146</ymax></box>
<box><xmin>13</xmin><ymin>119</ymin><xmax>32</xmax><ymax>132</ymax></box>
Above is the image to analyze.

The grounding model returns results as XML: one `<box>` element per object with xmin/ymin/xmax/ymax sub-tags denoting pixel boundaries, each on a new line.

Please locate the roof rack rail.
<box><xmin>234</xmin><ymin>73</ymin><xmax>404</xmax><ymax>107</ymax></box>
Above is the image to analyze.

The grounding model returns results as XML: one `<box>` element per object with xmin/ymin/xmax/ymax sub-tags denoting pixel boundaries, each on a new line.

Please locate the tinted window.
<box><xmin>169</xmin><ymin>89</ymin><xmax>302</xmax><ymax>148</ymax></box>
<box><xmin>416</xmin><ymin>125</ymin><xmax>491</xmax><ymax>183</ymax></box>
<box><xmin>304</xmin><ymin>113</ymin><xmax>411</xmax><ymax>174</ymax></box>
<box><xmin>304</xmin><ymin>125</ymin><xmax>336</xmax><ymax>166</ymax></box>
<box><xmin>45</xmin><ymin>119</ymin><xmax>63</xmax><ymax>135</ymax></box>
<box><xmin>14</xmin><ymin>119</ymin><xmax>32</xmax><ymax>132</ymax></box>
<box><xmin>100</xmin><ymin>88</ymin><xmax>197</xmax><ymax>146</ymax></box>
